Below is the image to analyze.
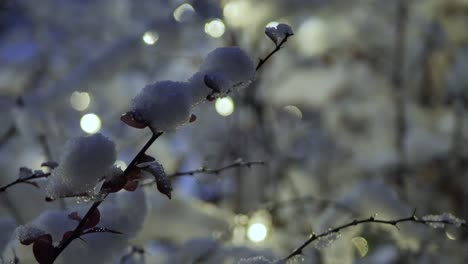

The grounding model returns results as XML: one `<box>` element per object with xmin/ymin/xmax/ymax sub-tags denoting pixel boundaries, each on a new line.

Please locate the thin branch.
<box><xmin>392</xmin><ymin>0</ymin><xmax>409</xmax><ymax>166</ymax></box>
<box><xmin>0</xmin><ymin>172</ymin><xmax>51</xmax><ymax>193</ymax></box>
<box><xmin>49</xmin><ymin>132</ymin><xmax>163</xmax><ymax>264</ymax></box>
<box><xmin>256</xmin><ymin>34</ymin><xmax>293</xmax><ymax>72</ymax></box>
<box><xmin>120</xmin><ymin>246</ymin><xmax>146</xmax><ymax>264</ymax></box>
<box><xmin>169</xmin><ymin>160</ymin><xmax>265</xmax><ymax>178</ymax></box>
<box><xmin>283</xmin><ymin>211</ymin><xmax>467</xmax><ymax>261</ymax></box>
<box><xmin>263</xmin><ymin>196</ymin><xmax>358</xmax><ymax>216</ymax></box>
<box><xmin>0</xmin><ymin>124</ymin><xmax>16</xmax><ymax>149</ymax></box>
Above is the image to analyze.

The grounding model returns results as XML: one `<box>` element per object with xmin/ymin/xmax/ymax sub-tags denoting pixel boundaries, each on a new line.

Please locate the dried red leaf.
<box><xmin>32</xmin><ymin>234</ymin><xmax>55</xmax><ymax>264</ymax></box>
<box><xmin>102</xmin><ymin>176</ymin><xmax>127</xmax><ymax>193</ymax></box>
<box><xmin>61</xmin><ymin>231</ymin><xmax>74</xmax><ymax>243</ymax></box>
<box><xmin>23</xmin><ymin>181</ymin><xmax>40</xmax><ymax>188</ymax></box>
<box><xmin>20</xmin><ymin>237</ymin><xmax>37</xmax><ymax>246</ymax></box>
<box><xmin>206</xmin><ymin>94</ymin><xmax>216</xmax><ymax>101</ymax></box>
<box><xmin>138</xmin><ymin>154</ymin><xmax>156</xmax><ymax>163</ymax></box>
<box><xmin>189</xmin><ymin>114</ymin><xmax>197</xmax><ymax>123</ymax></box>
<box><xmin>126</xmin><ymin>167</ymin><xmax>142</xmax><ymax>180</ymax></box>
<box><xmin>68</xmin><ymin>212</ymin><xmax>81</xmax><ymax>222</ymax></box>
<box><xmin>120</xmin><ymin>112</ymin><xmax>147</xmax><ymax>129</ymax></box>
<box><xmin>41</xmin><ymin>161</ymin><xmax>59</xmax><ymax>169</ymax></box>
<box><xmin>204</xmin><ymin>74</ymin><xmax>221</xmax><ymax>93</ymax></box>
<box><xmin>156</xmin><ymin>178</ymin><xmax>173</xmax><ymax>200</ymax></box>
<box><xmin>82</xmin><ymin>208</ymin><xmax>101</xmax><ymax>230</ymax></box>
<box><xmin>124</xmin><ymin>180</ymin><xmax>139</xmax><ymax>192</ymax></box>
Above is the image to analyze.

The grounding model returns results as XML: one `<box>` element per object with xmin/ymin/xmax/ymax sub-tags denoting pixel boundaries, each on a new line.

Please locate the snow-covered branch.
<box><xmin>282</xmin><ymin>211</ymin><xmax>467</xmax><ymax>261</ymax></box>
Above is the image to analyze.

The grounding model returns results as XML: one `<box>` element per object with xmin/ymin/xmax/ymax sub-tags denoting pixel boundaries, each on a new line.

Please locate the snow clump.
<box><xmin>130</xmin><ymin>46</ymin><xmax>255</xmax><ymax>132</ymax></box>
<box><xmin>46</xmin><ymin>133</ymin><xmax>116</xmax><ymax>197</ymax></box>
<box><xmin>131</xmin><ymin>81</ymin><xmax>193</xmax><ymax>132</ymax></box>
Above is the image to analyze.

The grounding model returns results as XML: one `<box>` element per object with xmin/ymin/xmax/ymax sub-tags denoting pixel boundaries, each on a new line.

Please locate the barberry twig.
<box><xmin>263</xmin><ymin>196</ymin><xmax>358</xmax><ymax>216</ymax></box>
<box><xmin>49</xmin><ymin>132</ymin><xmax>163</xmax><ymax>264</ymax></box>
<box><xmin>256</xmin><ymin>33</ymin><xmax>293</xmax><ymax>71</ymax></box>
<box><xmin>0</xmin><ymin>172</ymin><xmax>51</xmax><ymax>193</ymax></box>
<box><xmin>169</xmin><ymin>160</ymin><xmax>265</xmax><ymax>178</ymax></box>
<box><xmin>119</xmin><ymin>246</ymin><xmax>146</xmax><ymax>264</ymax></box>
<box><xmin>282</xmin><ymin>210</ymin><xmax>467</xmax><ymax>261</ymax></box>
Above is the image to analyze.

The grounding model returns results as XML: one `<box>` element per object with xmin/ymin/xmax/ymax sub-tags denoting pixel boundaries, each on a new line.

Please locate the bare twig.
<box><xmin>283</xmin><ymin>210</ymin><xmax>467</xmax><ymax>261</ymax></box>
<box><xmin>120</xmin><ymin>246</ymin><xmax>146</xmax><ymax>264</ymax></box>
<box><xmin>169</xmin><ymin>160</ymin><xmax>265</xmax><ymax>178</ymax></box>
<box><xmin>263</xmin><ymin>196</ymin><xmax>358</xmax><ymax>216</ymax></box>
<box><xmin>0</xmin><ymin>172</ymin><xmax>51</xmax><ymax>193</ymax></box>
<box><xmin>256</xmin><ymin>33</ymin><xmax>293</xmax><ymax>72</ymax></box>
<box><xmin>49</xmin><ymin>132</ymin><xmax>163</xmax><ymax>264</ymax></box>
<box><xmin>392</xmin><ymin>0</ymin><xmax>409</xmax><ymax>166</ymax></box>
<box><xmin>0</xmin><ymin>124</ymin><xmax>16</xmax><ymax>149</ymax></box>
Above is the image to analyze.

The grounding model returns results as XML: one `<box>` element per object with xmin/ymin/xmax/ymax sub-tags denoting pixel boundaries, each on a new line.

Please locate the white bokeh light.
<box><xmin>223</xmin><ymin>1</ymin><xmax>249</xmax><ymax>27</ymax></box>
<box><xmin>80</xmin><ymin>113</ymin><xmax>101</xmax><ymax>134</ymax></box>
<box><xmin>247</xmin><ymin>223</ymin><xmax>268</xmax><ymax>242</ymax></box>
<box><xmin>215</xmin><ymin>97</ymin><xmax>234</xmax><ymax>116</ymax></box>
<box><xmin>204</xmin><ymin>19</ymin><xmax>225</xmax><ymax>38</ymax></box>
<box><xmin>297</xmin><ymin>17</ymin><xmax>328</xmax><ymax>55</ymax></box>
<box><xmin>142</xmin><ymin>31</ymin><xmax>159</xmax><ymax>45</ymax></box>
<box><xmin>173</xmin><ymin>3</ymin><xmax>195</xmax><ymax>22</ymax></box>
<box><xmin>70</xmin><ymin>91</ymin><xmax>90</xmax><ymax>111</ymax></box>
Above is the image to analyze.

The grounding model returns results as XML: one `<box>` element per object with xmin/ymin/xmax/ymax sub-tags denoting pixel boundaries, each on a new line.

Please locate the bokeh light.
<box><xmin>247</xmin><ymin>223</ymin><xmax>268</xmax><ymax>242</ymax></box>
<box><xmin>223</xmin><ymin>1</ymin><xmax>249</xmax><ymax>27</ymax></box>
<box><xmin>283</xmin><ymin>105</ymin><xmax>303</xmax><ymax>120</ymax></box>
<box><xmin>215</xmin><ymin>97</ymin><xmax>234</xmax><ymax>116</ymax></box>
<box><xmin>142</xmin><ymin>31</ymin><xmax>159</xmax><ymax>45</ymax></box>
<box><xmin>80</xmin><ymin>113</ymin><xmax>101</xmax><ymax>134</ymax></box>
<box><xmin>297</xmin><ymin>17</ymin><xmax>328</xmax><ymax>55</ymax></box>
<box><xmin>173</xmin><ymin>3</ymin><xmax>195</xmax><ymax>22</ymax></box>
<box><xmin>204</xmin><ymin>19</ymin><xmax>225</xmax><ymax>38</ymax></box>
<box><xmin>351</xmin><ymin>237</ymin><xmax>369</xmax><ymax>257</ymax></box>
<box><xmin>70</xmin><ymin>91</ymin><xmax>90</xmax><ymax>111</ymax></box>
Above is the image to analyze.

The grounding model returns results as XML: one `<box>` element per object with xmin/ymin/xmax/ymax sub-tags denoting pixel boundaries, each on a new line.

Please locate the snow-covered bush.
<box><xmin>1</xmin><ymin>1</ymin><xmax>468</xmax><ymax>264</ymax></box>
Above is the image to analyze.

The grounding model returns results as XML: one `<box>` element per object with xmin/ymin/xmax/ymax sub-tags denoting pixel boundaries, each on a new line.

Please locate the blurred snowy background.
<box><xmin>1</xmin><ymin>0</ymin><xmax>468</xmax><ymax>263</ymax></box>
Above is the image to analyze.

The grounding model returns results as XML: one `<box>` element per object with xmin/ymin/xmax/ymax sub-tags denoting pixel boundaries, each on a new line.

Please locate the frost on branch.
<box><xmin>421</xmin><ymin>213</ymin><xmax>465</xmax><ymax>229</ymax></box>
<box><xmin>189</xmin><ymin>46</ymin><xmax>255</xmax><ymax>103</ymax></box>
<box><xmin>265</xmin><ymin>23</ymin><xmax>294</xmax><ymax>45</ymax></box>
<box><xmin>16</xmin><ymin>225</ymin><xmax>47</xmax><ymax>245</ymax></box>
<box><xmin>131</xmin><ymin>81</ymin><xmax>193</xmax><ymax>132</ymax></box>
<box><xmin>314</xmin><ymin>232</ymin><xmax>342</xmax><ymax>249</ymax></box>
<box><xmin>238</xmin><ymin>256</ymin><xmax>273</xmax><ymax>264</ymax></box>
<box><xmin>45</xmin><ymin>133</ymin><xmax>116</xmax><ymax>198</ymax></box>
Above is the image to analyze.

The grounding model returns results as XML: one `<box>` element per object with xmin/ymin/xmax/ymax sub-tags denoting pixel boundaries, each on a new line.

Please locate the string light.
<box><xmin>80</xmin><ymin>113</ymin><xmax>101</xmax><ymax>134</ymax></box>
<box><xmin>247</xmin><ymin>223</ymin><xmax>268</xmax><ymax>242</ymax></box>
<box><xmin>204</xmin><ymin>19</ymin><xmax>225</xmax><ymax>38</ymax></box>
<box><xmin>215</xmin><ymin>96</ymin><xmax>234</xmax><ymax>116</ymax></box>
